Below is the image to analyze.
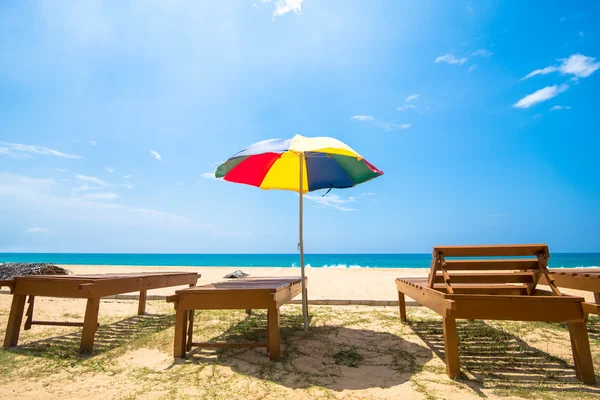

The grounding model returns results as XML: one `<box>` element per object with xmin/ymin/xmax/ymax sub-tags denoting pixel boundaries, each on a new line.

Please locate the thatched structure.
<box><xmin>0</xmin><ymin>263</ymin><xmax>70</xmax><ymax>280</ymax></box>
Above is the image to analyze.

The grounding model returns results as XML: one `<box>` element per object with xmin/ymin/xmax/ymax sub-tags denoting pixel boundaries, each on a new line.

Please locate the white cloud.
<box><xmin>405</xmin><ymin>94</ymin><xmax>419</xmax><ymax>102</ymax></box>
<box><xmin>87</xmin><ymin>140</ymin><xmax>97</xmax><ymax>146</ymax></box>
<box><xmin>522</xmin><ymin>54</ymin><xmax>600</xmax><ymax>80</ymax></box>
<box><xmin>105</xmin><ymin>166</ymin><xmax>114</xmax><ymax>173</ymax></box>
<box><xmin>25</xmin><ymin>227</ymin><xmax>53</xmax><ymax>234</ymax></box>
<box><xmin>533</xmin><ymin>114</ymin><xmax>542</xmax><ymax>119</ymax></box>
<box><xmin>271</xmin><ymin>0</ymin><xmax>303</xmax><ymax>18</ymax></box>
<box><xmin>54</xmin><ymin>168</ymin><xmax>67</xmax><ymax>172</ymax></box>
<box><xmin>176</xmin><ymin>181</ymin><xmax>184</xmax><ymax>186</ymax></box>
<box><xmin>550</xmin><ymin>105</ymin><xmax>571</xmax><ymax>111</ymax></box>
<box><xmin>202</xmin><ymin>172</ymin><xmax>216</xmax><ymax>179</ymax></box>
<box><xmin>435</xmin><ymin>54</ymin><xmax>468</xmax><ymax>65</ymax></box>
<box><xmin>350</xmin><ymin>115</ymin><xmax>374</xmax><ymax>121</ymax></box>
<box><xmin>375</xmin><ymin>122</ymin><xmax>411</xmax><ymax>131</ymax></box>
<box><xmin>304</xmin><ymin>192</ymin><xmax>376</xmax><ymax>212</ymax></box>
<box><xmin>468</xmin><ymin>64</ymin><xmax>478</xmax><ymax>73</ymax></box>
<box><xmin>0</xmin><ymin>172</ymin><xmax>229</xmax><ymax>237</ymax></box>
<box><xmin>75</xmin><ymin>174</ymin><xmax>109</xmax><ymax>187</ymax></box>
<box><xmin>81</xmin><ymin>192</ymin><xmax>119</xmax><ymax>200</ymax></box>
<box><xmin>396</xmin><ymin>105</ymin><xmax>417</xmax><ymax>112</ymax></box>
<box><xmin>579</xmin><ymin>32</ymin><xmax>584</xmax><ymax>38</ymax></box>
<box><xmin>513</xmin><ymin>84</ymin><xmax>569</xmax><ymax>109</ymax></box>
<box><xmin>124</xmin><ymin>174</ymin><xmax>133</xmax><ymax>179</ymax></box>
<box><xmin>352</xmin><ymin>115</ymin><xmax>411</xmax><ymax>131</ymax></box>
<box><xmin>0</xmin><ymin>147</ymin><xmax>34</xmax><ymax>160</ymax></box>
<box><xmin>150</xmin><ymin>149</ymin><xmax>162</xmax><ymax>161</ymax></box>
<box><xmin>0</xmin><ymin>141</ymin><xmax>81</xmax><ymax>159</ymax></box>
<box><xmin>472</xmin><ymin>48</ymin><xmax>493</xmax><ymax>57</ymax></box>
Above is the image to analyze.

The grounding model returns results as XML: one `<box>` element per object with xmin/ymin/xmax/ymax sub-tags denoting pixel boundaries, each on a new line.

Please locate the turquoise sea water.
<box><xmin>1</xmin><ymin>253</ymin><xmax>599</xmax><ymax>269</ymax></box>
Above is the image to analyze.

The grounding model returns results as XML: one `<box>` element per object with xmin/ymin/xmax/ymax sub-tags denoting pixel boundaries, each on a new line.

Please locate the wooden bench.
<box><xmin>396</xmin><ymin>244</ymin><xmax>596</xmax><ymax>384</ymax></box>
<box><xmin>541</xmin><ymin>268</ymin><xmax>600</xmax><ymax>316</ymax></box>
<box><xmin>166</xmin><ymin>277</ymin><xmax>305</xmax><ymax>361</ymax></box>
<box><xmin>2</xmin><ymin>272</ymin><xmax>199</xmax><ymax>352</ymax></box>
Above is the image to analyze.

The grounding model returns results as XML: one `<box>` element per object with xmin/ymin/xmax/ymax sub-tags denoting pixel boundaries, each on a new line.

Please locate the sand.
<box><xmin>56</xmin><ymin>265</ymin><xmax>599</xmax><ymax>303</ymax></box>
<box><xmin>1</xmin><ymin>265</ymin><xmax>599</xmax><ymax>399</ymax></box>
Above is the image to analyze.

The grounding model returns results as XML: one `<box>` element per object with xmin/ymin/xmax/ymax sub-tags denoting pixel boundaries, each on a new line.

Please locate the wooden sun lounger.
<box><xmin>541</xmin><ymin>268</ymin><xmax>600</xmax><ymax>316</ymax></box>
<box><xmin>2</xmin><ymin>272</ymin><xmax>199</xmax><ymax>352</ymax></box>
<box><xmin>396</xmin><ymin>244</ymin><xmax>596</xmax><ymax>384</ymax></box>
<box><xmin>166</xmin><ymin>277</ymin><xmax>305</xmax><ymax>361</ymax></box>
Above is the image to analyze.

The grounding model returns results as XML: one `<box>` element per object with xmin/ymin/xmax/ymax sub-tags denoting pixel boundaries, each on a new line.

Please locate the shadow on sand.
<box><xmin>4</xmin><ymin>313</ymin><xmax>173</xmax><ymax>360</ymax></box>
<box><xmin>409</xmin><ymin>319</ymin><xmax>600</xmax><ymax>397</ymax></box>
<box><xmin>174</xmin><ymin>311</ymin><xmax>434</xmax><ymax>391</ymax></box>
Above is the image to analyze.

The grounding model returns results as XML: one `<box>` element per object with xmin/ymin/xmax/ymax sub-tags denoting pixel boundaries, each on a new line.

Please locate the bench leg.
<box><xmin>3</xmin><ymin>294</ymin><xmax>27</xmax><ymax>348</ymax></box>
<box><xmin>568</xmin><ymin>321</ymin><xmax>596</xmax><ymax>385</ymax></box>
<box><xmin>80</xmin><ymin>297</ymin><xmax>100</xmax><ymax>353</ymax></box>
<box><xmin>24</xmin><ymin>296</ymin><xmax>35</xmax><ymax>330</ymax></box>
<box><xmin>443</xmin><ymin>317</ymin><xmax>460</xmax><ymax>379</ymax></box>
<box><xmin>138</xmin><ymin>289</ymin><xmax>147</xmax><ymax>315</ymax></box>
<box><xmin>174</xmin><ymin>308</ymin><xmax>188</xmax><ymax>358</ymax></box>
<box><xmin>267</xmin><ymin>307</ymin><xmax>280</xmax><ymax>361</ymax></box>
<box><xmin>398</xmin><ymin>292</ymin><xmax>407</xmax><ymax>321</ymax></box>
<box><xmin>186</xmin><ymin>310</ymin><xmax>194</xmax><ymax>352</ymax></box>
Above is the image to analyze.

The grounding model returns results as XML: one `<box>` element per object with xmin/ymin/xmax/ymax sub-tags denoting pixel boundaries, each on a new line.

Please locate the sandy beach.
<box><xmin>1</xmin><ymin>265</ymin><xmax>599</xmax><ymax>399</ymax></box>
<box><xmin>54</xmin><ymin>265</ymin><xmax>599</xmax><ymax>303</ymax></box>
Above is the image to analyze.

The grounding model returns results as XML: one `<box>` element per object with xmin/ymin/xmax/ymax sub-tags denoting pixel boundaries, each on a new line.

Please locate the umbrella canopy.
<box><xmin>215</xmin><ymin>134</ymin><xmax>383</xmax><ymax>331</ymax></box>
<box><xmin>215</xmin><ymin>135</ymin><xmax>383</xmax><ymax>193</ymax></box>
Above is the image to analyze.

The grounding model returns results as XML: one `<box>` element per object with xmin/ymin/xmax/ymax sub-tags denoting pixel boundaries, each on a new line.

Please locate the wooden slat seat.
<box><xmin>167</xmin><ymin>277</ymin><xmax>305</xmax><ymax>361</ymax></box>
<box><xmin>2</xmin><ymin>272</ymin><xmax>199</xmax><ymax>353</ymax></box>
<box><xmin>395</xmin><ymin>244</ymin><xmax>596</xmax><ymax>385</ymax></box>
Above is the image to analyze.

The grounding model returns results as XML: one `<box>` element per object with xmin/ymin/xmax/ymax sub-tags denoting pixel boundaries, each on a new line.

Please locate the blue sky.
<box><xmin>1</xmin><ymin>0</ymin><xmax>599</xmax><ymax>253</ymax></box>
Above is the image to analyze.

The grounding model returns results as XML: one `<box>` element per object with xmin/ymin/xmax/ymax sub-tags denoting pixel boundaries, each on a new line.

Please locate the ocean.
<box><xmin>1</xmin><ymin>253</ymin><xmax>599</xmax><ymax>269</ymax></box>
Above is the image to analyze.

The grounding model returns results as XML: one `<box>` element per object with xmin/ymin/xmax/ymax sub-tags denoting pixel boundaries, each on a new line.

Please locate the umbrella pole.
<box><xmin>299</xmin><ymin>153</ymin><xmax>308</xmax><ymax>332</ymax></box>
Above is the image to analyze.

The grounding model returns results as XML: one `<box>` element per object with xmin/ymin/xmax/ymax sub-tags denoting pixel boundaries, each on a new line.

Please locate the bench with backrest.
<box><xmin>396</xmin><ymin>244</ymin><xmax>596</xmax><ymax>384</ymax></box>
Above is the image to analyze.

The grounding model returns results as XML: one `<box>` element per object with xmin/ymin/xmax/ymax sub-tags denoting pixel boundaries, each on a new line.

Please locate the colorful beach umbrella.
<box><xmin>215</xmin><ymin>134</ymin><xmax>383</xmax><ymax>330</ymax></box>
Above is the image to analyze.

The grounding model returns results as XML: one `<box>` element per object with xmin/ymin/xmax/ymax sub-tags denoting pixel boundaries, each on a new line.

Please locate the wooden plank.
<box><xmin>440</xmin><ymin>255</ymin><xmax>454</xmax><ymax>294</ymax></box>
<box><xmin>444</xmin><ymin>259</ymin><xmax>540</xmax><ymax>271</ymax></box>
<box><xmin>443</xmin><ymin>317</ymin><xmax>460</xmax><ymax>379</ymax></box>
<box><xmin>138</xmin><ymin>289</ymin><xmax>147</xmax><ymax>315</ymax></box>
<box><xmin>189</xmin><ymin>342</ymin><xmax>267</xmax><ymax>348</ymax></box>
<box><xmin>450</xmin><ymin>297</ymin><xmax>585</xmax><ymax>322</ymax></box>
<box><xmin>3</xmin><ymin>294</ymin><xmax>27</xmax><ymax>348</ymax></box>
<box><xmin>174</xmin><ymin>291</ymin><xmax>274</xmax><ymax>310</ymax></box>
<box><xmin>427</xmin><ymin>252</ymin><xmax>439</xmax><ymax>288</ymax></box>
<box><xmin>30</xmin><ymin>320</ymin><xmax>87</xmax><ymax>327</ymax></box>
<box><xmin>0</xmin><ymin>280</ymin><xmax>15</xmax><ymax>292</ymax></box>
<box><xmin>267</xmin><ymin>307</ymin><xmax>281</xmax><ymax>361</ymax></box>
<box><xmin>435</xmin><ymin>244</ymin><xmax>548</xmax><ymax>257</ymax></box>
<box><xmin>174</xmin><ymin>309</ymin><xmax>187</xmax><ymax>358</ymax></box>
<box><xmin>582</xmin><ymin>302</ymin><xmax>600</xmax><ymax>316</ymax></box>
<box><xmin>14</xmin><ymin>279</ymin><xmax>95</xmax><ymax>298</ymax></box>
<box><xmin>186</xmin><ymin>310</ymin><xmax>194</xmax><ymax>352</ymax></box>
<box><xmin>273</xmin><ymin>280</ymin><xmax>303</xmax><ymax>307</ymax></box>
<box><xmin>567</xmin><ymin>322</ymin><xmax>597</xmax><ymax>384</ymax></box>
<box><xmin>433</xmin><ymin>272</ymin><xmax>534</xmax><ymax>284</ymax></box>
<box><xmin>435</xmin><ymin>286</ymin><xmax>528</xmax><ymax>295</ymax></box>
<box><xmin>24</xmin><ymin>295</ymin><xmax>35</xmax><ymax>330</ymax></box>
<box><xmin>80</xmin><ymin>297</ymin><xmax>100</xmax><ymax>353</ymax></box>
<box><xmin>542</xmin><ymin>274</ymin><xmax>600</xmax><ymax>293</ymax></box>
<box><xmin>396</xmin><ymin>279</ymin><xmax>456</xmax><ymax>317</ymax></box>
<box><xmin>398</xmin><ymin>292</ymin><xmax>407</xmax><ymax>321</ymax></box>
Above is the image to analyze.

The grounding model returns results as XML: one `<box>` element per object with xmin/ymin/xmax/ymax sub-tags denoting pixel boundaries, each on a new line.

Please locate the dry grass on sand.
<box><xmin>1</xmin><ymin>296</ymin><xmax>600</xmax><ymax>399</ymax></box>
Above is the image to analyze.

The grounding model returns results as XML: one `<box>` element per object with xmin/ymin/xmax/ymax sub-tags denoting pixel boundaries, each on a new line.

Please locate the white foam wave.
<box><xmin>290</xmin><ymin>263</ymin><xmax>370</xmax><ymax>269</ymax></box>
